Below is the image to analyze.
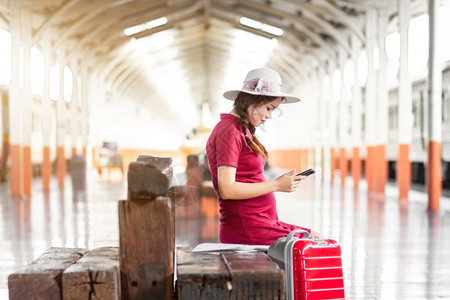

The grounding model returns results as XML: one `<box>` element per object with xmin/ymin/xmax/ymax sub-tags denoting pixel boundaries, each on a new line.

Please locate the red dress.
<box><xmin>206</xmin><ymin>114</ymin><xmax>311</xmax><ymax>245</ymax></box>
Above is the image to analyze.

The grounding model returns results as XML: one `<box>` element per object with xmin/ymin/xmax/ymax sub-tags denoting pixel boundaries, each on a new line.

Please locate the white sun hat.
<box><xmin>223</xmin><ymin>68</ymin><xmax>300</xmax><ymax>103</ymax></box>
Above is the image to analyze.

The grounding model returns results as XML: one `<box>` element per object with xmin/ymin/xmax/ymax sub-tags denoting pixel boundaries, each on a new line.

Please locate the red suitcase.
<box><xmin>268</xmin><ymin>230</ymin><xmax>345</xmax><ymax>300</ymax></box>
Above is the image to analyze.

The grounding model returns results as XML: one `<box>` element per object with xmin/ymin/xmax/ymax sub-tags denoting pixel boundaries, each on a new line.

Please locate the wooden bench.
<box><xmin>8</xmin><ymin>155</ymin><xmax>285</xmax><ymax>300</ymax></box>
<box><xmin>62</xmin><ymin>247</ymin><xmax>120</xmax><ymax>300</ymax></box>
<box><xmin>176</xmin><ymin>247</ymin><xmax>285</xmax><ymax>300</ymax></box>
<box><xmin>8</xmin><ymin>247</ymin><xmax>88</xmax><ymax>300</ymax></box>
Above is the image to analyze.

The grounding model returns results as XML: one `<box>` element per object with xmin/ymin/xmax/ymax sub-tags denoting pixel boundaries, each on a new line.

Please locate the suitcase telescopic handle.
<box><xmin>287</xmin><ymin>229</ymin><xmax>310</xmax><ymax>241</ymax></box>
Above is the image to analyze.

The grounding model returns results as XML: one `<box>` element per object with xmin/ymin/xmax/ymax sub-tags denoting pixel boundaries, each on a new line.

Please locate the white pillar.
<box><xmin>41</xmin><ymin>35</ymin><xmax>52</xmax><ymax>149</ymax></box>
<box><xmin>428</xmin><ymin>1</ymin><xmax>442</xmax><ymax>144</ymax></box>
<box><xmin>315</xmin><ymin>67</ymin><xmax>325</xmax><ymax>172</ymax></box>
<box><xmin>21</xmin><ymin>11</ymin><xmax>32</xmax><ymax>195</ymax></box>
<box><xmin>70</xmin><ymin>65</ymin><xmax>78</xmax><ymax>154</ymax></box>
<box><xmin>427</xmin><ymin>0</ymin><xmax>442</xmax><ymax>211</ymax></box>
<box><xmin>365</xmin><ymin>7</ymin><xmax>378</xmax><ymax>192</ymax></box>
<box><xmin>80</xmin><ymin>70</ymin><xmax>90</xmax><ymax>159</ymax></box>
<box><xmin>57</xmin><ymin>58</ymin><xmax>66</xmax><ymax>150</ymax></box>
<box><xmin>9</xmin><ymin>6</ymin><xmax>22</xmax><ymax>147</ymax></box>
<box><xmin>57</xmin><ymin>53</ymin><xmax>66</xmax><ymax>186</ymax></box>
<box><xmin>329</xmin><ymin>59</ymin><xmax>338</xmax><ymax>183</ymax></box>
<box><xmin>321</xmin><ymin>66</ymin><xmax>331</xmax><ymax>179</ymax></box>
<box><xmin>338</xmin><ymin>48</ymin><xmax>349</xmax><ymax>184</ymax></box>
<box><xmin>397</xmin><ymin>0</ymin><xmax>412</xmax><ymax>201</ymax></box>
<box><xmin>351</xmin><ymin>34</ymin><xmax>362</xmax><ymax>188</ymax></box>
<box><xmin>375</xmin><ymin>6</ymin><xmax>389</xmax><ymax>195</ymax></box>
<box><xmin>377</xmin><ymin>8</ymin><xmax>388</xmax><ymax>147</ymax></box>
<box><xmin>398</xmin><ymin>0</ymin><xmax>412</xmax><ymax>145</ymax></box>
<box><xmin>9</xmin><ymin>3</ymin><xmax>23</xmax><ymax>197</ymax></box>
<box><xmin>21</xmin><ymin>16</ymin><xmax>31</xmax><ymax>151</ymax></box>
<box><xmin>41</xmin><ymin>32</ymin><xmax>52</xmax><ymax>190</ymax></box>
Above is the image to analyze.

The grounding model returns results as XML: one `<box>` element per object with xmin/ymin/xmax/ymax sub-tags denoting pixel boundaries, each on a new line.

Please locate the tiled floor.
<box><xmin>1</xmin><ymin>169</ymin><xmax>450</xmax><ymax>299</ymax></box>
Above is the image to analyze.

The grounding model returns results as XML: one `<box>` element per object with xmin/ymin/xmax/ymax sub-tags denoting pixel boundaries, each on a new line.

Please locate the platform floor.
<box><xmin>1</xmin><ymin>169</ymin><xmax>450</xmax><ymax>299</ymax></box>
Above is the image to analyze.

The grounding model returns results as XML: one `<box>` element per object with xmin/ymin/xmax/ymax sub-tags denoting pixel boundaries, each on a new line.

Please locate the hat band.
<box><xmin>242</xmin><ymin>78</ymin><xmax>282</xmax><ymax>93</ymax></box>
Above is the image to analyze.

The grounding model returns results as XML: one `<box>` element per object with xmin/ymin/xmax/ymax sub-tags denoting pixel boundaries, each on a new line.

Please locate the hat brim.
<box><xmin>223</xmin><ymin>90</ymin><xmax>300</xmax><ymax>103</ymax></box>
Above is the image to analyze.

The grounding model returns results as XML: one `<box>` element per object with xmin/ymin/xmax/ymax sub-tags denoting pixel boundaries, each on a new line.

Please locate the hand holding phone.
<box><xmin>296</xmin><ymin>168</ymin><xmax>315</xmax><ymax>177</ymax></box>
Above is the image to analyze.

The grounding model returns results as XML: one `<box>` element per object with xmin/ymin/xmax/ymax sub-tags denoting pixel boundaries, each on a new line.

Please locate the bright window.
<box><xmin>0</xmin><ymin>29</ymin><xmax>11</xmax><ymax>85</ymax></box>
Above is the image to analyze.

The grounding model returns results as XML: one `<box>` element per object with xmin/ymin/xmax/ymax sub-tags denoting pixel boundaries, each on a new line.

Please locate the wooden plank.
<box><xmin>176</xmin><ymin>248</ymin><xmax>231</xmax><ymax>299</ymax></box>
<box><xmin>8</xmin><ymin>247</ymin><xmax>87</xmax><ymax>300</ymax></box>
<box><xmin>62</xmin><ymin>247</ymin><xmax>120</xmax><ymax>300</ymax></box>
<box><xmin>119</xmin><ymin>197</ymin><xmax>174</xmax><ymax>299</ymax></box>
<box><xmin>175</xmin><ymin>248</ymin><xmax>285</xmax><ymax>300</ymax></box>
<box><xmin>222</xmin><ymin>252</ymin><xmax>285</xmax><ymax>300</ymax></box>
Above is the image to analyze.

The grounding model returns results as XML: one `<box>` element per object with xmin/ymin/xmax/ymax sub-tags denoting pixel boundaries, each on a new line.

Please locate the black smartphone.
<box><xmin>296</xmin><ymin>168</ymin><xmax>315</xmax><ymax>177</ymax></box>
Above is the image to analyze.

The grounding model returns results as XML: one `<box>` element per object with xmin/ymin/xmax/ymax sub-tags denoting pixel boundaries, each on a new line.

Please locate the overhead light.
<box><xmin>123</xmin><ymin>17</ymin><xmax>168</xmax><ymax>37</ymax></box>
<box><xmin>239</xmin><ymin>17</ymin><xmax>284</xmax><ymax>37</ymax></box>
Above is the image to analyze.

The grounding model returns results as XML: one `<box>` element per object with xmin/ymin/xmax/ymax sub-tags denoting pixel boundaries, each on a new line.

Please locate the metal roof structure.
<box><xmin>0</xmin><ymin>0</ymin><xmax>429</xmax><ymax>136</ymax></box>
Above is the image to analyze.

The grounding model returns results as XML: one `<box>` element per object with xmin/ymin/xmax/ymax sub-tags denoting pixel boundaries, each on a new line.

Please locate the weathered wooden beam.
<box><xmin>176</xmin><ymin>248</ymin><xmax>285</xmax><ymax>300</ymax></box>
<box><xmin>222</xmin><ymin>252</ymin><xmax>285</xmax><ymax>300</ymax></box>
<box><xmin>119</xmin><ymin>197</ymin><xmax>175</xmax><ymax>299</ymax></box>
<box><xmin>8</xmin><ymin>247</ymin><xmax>87</xmax><ymax>300</ymax></box>
<box><xmin>136</xmin><ymin>155</ymin><xmax>173</xmax><ymax>181</ymax></box>
<box><xmin>62</xmin><ymin>247</ymin><xmax>120</xmax><ymax>300</ymax></box>
<box><xmin>120</xmin><ymin>156</ymin><xmax>175</xmax><ymax>299</ymax></box>
<box><xmin>127</xmin><ymin>161</ymin><xmax>171</xmax><ymax>200</ymax></box>
<box><xmin>176</xmin><ymin>248</ymin><xmax>231</xmax><ymax>299</ymax></box>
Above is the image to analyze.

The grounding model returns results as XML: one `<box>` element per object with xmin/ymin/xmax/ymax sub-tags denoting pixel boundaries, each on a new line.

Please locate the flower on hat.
<box><xmin>223</xmin><ymin>68</ymin><xmax>300</xmax><ymax>103</ymax></box>
<box><xmin>243</xmin><ymin>78</ymin><xmax>282</xmax><ymax>93</ymax></box>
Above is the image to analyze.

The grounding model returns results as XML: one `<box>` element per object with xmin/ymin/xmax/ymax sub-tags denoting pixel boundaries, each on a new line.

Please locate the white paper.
<box><xmin>191</xmin><ymin>243</ymin><xmax>269</xmax><ymax>253</ymax></box>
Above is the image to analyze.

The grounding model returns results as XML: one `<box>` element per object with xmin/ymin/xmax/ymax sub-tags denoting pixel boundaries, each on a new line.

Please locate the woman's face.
<box><xmin>247</xmin><ymin>97</ymin><xmax>283</xmax><ymax>127</ymax></box>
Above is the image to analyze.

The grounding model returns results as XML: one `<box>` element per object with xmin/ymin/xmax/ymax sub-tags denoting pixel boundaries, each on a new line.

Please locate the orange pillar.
<box><xmin>352</xmin><ymin>147</ymin><xmax>361</xmax><ymax>189</ymax></box>
<box><xmin>42</xmin><ymin>146</ymin><xmax>51</xmax><ymax>191</ymax></box>
<box><xmin>339</xmin><ymin>147</ymin><xmax>347</xmax><ymax>186</ymax></box>
<box><xmin>330</xmin><ymin>147</ymin><xmax>336</xmax><ymax>183</ymax></box>
<box><xmin>321</xmin><ymin>147</ymin><xmax>325</xmax><ymax>181</ymax></box>
<box><xmin>23</xmin><ymin>146</ymin><xmax>32</xmax><ymax>195</ymax></box>
<box><xmin>375</xmin><ymin>145</ymin><xmax>387</xmax><ymax>195</ymax></box>
<box><xmin>57</xmin><ymin>146</ymin><xmax>65</xmax><ymax>187</ymax></box>
<box><xmin>427</xmin><ymin>141</ymin><xmax>441</xmax><ymax>211</ymax></box>
<box><xmin>397</xmin><ymin>144</ymin><xmax>411</xmax><ymax>201</ymax></box>
<box><xmin>11</xmin><ymin>145</ymin><xmax>23</xmax><ymax>198</ymax></box>
<box><xmin>366</xmin><ymin>146</ymin><xmax>376</xmax><ymax>192</ymax></box>
<box><xmin>72</xmin><ymin>147</ymin><xmax>77</xmax><ymax>155</ymax></box>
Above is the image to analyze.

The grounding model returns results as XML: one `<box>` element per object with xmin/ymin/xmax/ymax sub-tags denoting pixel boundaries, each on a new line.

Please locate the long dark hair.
<box><xmin>234</xmin><ymin>92</ymin><xmax>277</xmax><ymax>159</ymax></box>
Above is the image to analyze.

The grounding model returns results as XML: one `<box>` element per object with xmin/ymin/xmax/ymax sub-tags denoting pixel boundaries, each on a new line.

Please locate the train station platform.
<box><xmin>1</xmin><ymin>169</ymin><xmax>449</xmax><ymax>299</ymax></box>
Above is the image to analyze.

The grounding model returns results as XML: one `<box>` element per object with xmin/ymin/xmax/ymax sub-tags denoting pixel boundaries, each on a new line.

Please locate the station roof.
<box><xmin>1</xmin><ymin>0</ymin><xmax>428</xmax><ymax>140</ymax></box>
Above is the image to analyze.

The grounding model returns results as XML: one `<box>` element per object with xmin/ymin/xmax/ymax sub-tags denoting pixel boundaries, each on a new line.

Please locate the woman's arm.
<box><xmin>218</xmin><ymin>165</ymin><xmax>304</xmax><ymax>200</ymax></box>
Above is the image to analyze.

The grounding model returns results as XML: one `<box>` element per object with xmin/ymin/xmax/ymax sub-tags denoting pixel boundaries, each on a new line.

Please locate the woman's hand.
<box><xmin>274</xmin><ymin>169</ymin><xmax>305</xmax><ymax>192</ymax></box>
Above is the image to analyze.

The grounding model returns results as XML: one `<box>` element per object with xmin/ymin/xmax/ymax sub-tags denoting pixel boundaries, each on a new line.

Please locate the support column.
<box><xmin>22</xmin><ymin>13</ymin><xmax>32</xmax><ymax>196</ymax></box>
<box><xmin>351</xmin><ymin>34</ymin><xmax>362</xmax><ymax>189</ymax></box>
<box><xmin>330</xmin><ymin>61</ymin><xmax>338</xmax><ymax>184</ymax></box>
<box><xmin>315</xmin><ymin>68</ymin><xmax>325</xmax><ymax>177</ymax></box>
<box><xmin>42</xmin><ymin>35</ymin><xmax>52</xmax><ymax>191</ymax></box>
<box><xmin>57</xmin><ymin>59</ymin><xmax>66</xmax><ymax>187</ymax></box>
<box><xmin>321</xmin><ymin>68</ymin><xmax>331</xmax><ymax>182</ymax></box>
<box><xmin>80</xmin><ymin>70</ymin><xmax>89</xmax><ymax>162</ymax></box>
<box><xmin>70</xmin><ymin>66</ymin><xmax>77</xmax><ymax>155</ymax></box>
<box><xmin>365</xmin><ymin>8</ymin><xmax>377</xmax><ymax>193</ymax></box>
<box><xmin>375</xmin><ymin>7</ymin><xmax>389</xmax><ymax>195</ymax></box>
<box><xmin>427</xmin><ymin>0</ymin><xmax>442</xmax><ymax>211</ymax></box>
<box><xmin>397</xmin><ymin>0</ymin><xmax>412</xmax><ymax>201</ymax></box>
<box><xmin>9</xmin><ymin>5</ymin><xmax>23</xmax><ymax>198</ymax></box>
<box><xmin>338</xmin><ymin>49</ymin><xmax>348</xmax><ymax>186</ymax></box>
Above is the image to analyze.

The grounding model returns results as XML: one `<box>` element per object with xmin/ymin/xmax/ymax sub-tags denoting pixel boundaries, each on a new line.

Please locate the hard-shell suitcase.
<box><xmin>268</xmin><ymin>229</ymin><xmax>345</xmax><ymax>300</ymax></box>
